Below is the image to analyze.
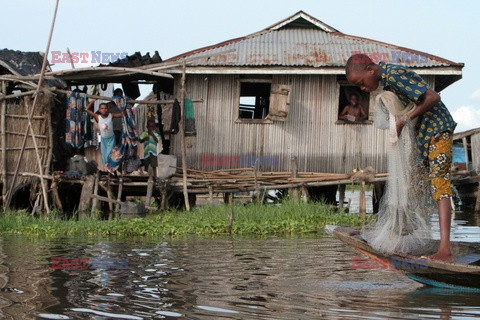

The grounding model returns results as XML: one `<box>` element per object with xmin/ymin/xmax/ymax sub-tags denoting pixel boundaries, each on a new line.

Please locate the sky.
<box><xmin>1</xmin><ymin>0</ymin><xmax>479</xmax><ymax>132</ymax></box>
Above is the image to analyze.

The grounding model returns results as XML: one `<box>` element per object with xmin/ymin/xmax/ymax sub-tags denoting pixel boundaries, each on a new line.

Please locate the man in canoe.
<box><xmin>345</xmin><ymin>53</ymin><xmax>456</xmax><ymax>262</ymax></box>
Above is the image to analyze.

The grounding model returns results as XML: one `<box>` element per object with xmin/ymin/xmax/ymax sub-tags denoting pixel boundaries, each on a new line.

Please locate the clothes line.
<box><xmin>50</xmin><ymin>87</ymin><xmax>203</xmax><ymax>105</ymax></box>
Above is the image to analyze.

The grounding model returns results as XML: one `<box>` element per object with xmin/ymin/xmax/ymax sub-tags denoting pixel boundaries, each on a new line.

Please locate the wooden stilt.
<box><xmin>106</xmin><ymin>176</ymin><xmax>114</xmax><ymax>219</ymax></box>
<box><xmin>115</xmin><ymin>176</ymin><xmax>124</xmax><ymax>212</ymax></box>
<box><xmin>91</xmin><ymin>172</ymin><xmax>99</xmax><ymax>214</ymax></box>
<box><xmin>79</xmin><ymin>175</ymin><xmax>95</xmax><ymax>217</ymax></box>
<box><xmin>253</xmin><ymin>164</ymin><xmax>260</xmax><ymax>203</ymax></box>
<box><xmin>223</xmin><ymin>192</ymin><xmax>231</xmax><ymax>204</ymax></box>
<box><xmin>208</xmin><ymin>185</ymin><xmax>213</xmax><ymax>204</ymax></box>
<box><xmin>50</xmin><ymin>178</ymin><xmax>63</xmax><ymax>211</ymax></box>
<box><xmin>160</xmin><ymin>181</ymin><xmax>167</xmax><ymax>210</ymax></box>
<box><xmin>228</xmin><ymin>193</ymin><xmax>234</xmax><ymax>234</ymax></box>
<box><xmin>289</xmin><ymin>156</ymin><xmax>299</xmax><ymax>202</ymax></box>
<box><xmin>338</xmin><ymin>184</ymin><xmax>346</xmax><ymax>209</ymax></box>
<box><xmin>146</xmin><ymin>171</ymin><xmax>154</xmax><ymax>208</ymax></box>
<box><xmin>475</xmin><ymin>185</ymin><xmax>480</xmax><ymax>212</ymax></box>
<box><xmin>1</xmin><ymin>81</ymin><xmax>7</xmax><ymax>206</ymax></box>
<box><xmin>359</xmin><ymin>181</ymin><xmax>366</xmax><ymax>217</ymax></box>
<box><xmin>179</xmin><ymin>62</ymin><xmax>190</xmax><ymax>211</ymax></box>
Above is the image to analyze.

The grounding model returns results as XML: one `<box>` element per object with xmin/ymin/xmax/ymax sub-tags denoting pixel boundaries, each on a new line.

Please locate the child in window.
<box><xmin>339</xmin><ymin>93</ymin><xmax>367</xmax><ymax>122</ymax></box>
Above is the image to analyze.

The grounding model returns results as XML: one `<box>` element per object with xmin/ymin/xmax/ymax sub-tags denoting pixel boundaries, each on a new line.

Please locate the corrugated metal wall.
<box><xmin>170</xmin><ymin>74</ymin><xmax>435</xmax><ymax>174</ymax></box>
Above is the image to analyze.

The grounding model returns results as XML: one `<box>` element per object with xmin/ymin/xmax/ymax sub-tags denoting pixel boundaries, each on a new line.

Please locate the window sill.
<box><xmin>235</xmin><ymin>118</ymin><xmax>273</xmax><ymax>124</ymax></box>
<box><xmin>335</xmin><ymin>120</ymin><xmax>373</xmax><ymax>125</ymax></box>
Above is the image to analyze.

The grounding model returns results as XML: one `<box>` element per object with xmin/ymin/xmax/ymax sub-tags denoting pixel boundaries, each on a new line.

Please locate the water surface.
<box><xmin>0</xmin><ymin>217</ymin><xmax>479</xmax><ymax>319</ymax></box>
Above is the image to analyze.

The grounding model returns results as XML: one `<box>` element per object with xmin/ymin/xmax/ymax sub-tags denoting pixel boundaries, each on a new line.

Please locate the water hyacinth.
<box><xmin>0</xmin><ymin>200</ymin><xmax>368</xmax><ymax>237</ymax></box>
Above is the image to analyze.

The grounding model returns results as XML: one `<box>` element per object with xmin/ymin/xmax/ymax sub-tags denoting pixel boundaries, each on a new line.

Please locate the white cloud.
<box><xmin>452</xmin><ymin>105</ymin><xmax>480</xmax><ymax>132</ymax></box>
<box><xmin>470</xmin><ymin>89</ymin><xmax>480</xmax><ymax>101</ymax></box>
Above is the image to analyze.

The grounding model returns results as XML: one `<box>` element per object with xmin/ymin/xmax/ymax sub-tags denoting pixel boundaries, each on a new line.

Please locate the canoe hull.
<box><xmin>330</xmin><ymin>226</ymin><xmax>480</xmax><ymax>291</ymax></box>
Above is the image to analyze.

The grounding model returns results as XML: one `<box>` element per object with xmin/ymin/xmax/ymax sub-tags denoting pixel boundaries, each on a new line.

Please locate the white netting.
<box><xmin>362</xmin><ymin>93</ymin><xmax>436</xmax><ymax>255</ymax></box>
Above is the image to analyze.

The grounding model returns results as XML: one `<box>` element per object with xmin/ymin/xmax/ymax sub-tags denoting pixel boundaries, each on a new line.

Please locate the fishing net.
<box><xmin>361</xmin><ymin>92</ymin><xmax>436</xmax><ymax>255</ymax></box>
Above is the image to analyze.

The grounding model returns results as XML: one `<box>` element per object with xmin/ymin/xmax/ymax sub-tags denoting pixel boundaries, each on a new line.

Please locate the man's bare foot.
<box><xmin>428</xmin><ymin>251</ymin><xmax>453</xmax><ymax>262</ymax></box>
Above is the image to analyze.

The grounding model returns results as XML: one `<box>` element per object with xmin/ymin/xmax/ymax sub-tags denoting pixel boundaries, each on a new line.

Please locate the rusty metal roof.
<box><xmin>162</xmin><ymin>11</ymin><xmax>462</xmax><ymax>69</ymax></box>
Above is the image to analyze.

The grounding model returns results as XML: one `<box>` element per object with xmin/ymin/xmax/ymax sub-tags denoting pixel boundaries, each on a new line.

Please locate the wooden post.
<box><xmin>475</xmin><ymin>187</ymin><xmax>480</xmax><ymax>212</ymax></box>
<box><xmin>106</xmin><ymin>176</ymin><xmax>114</xmax><ymax>219</ymax></box>
<box><xmin>91</xmin><ymin>172</ymin><xmax>99</xmax><ymax>215</ymax></box>
<box><xmin>146</xmin><ymin>170</ymin><xmax>154</xmax><ymax>208</ymax></box>
<box><xmin>160</xmin><ymin>181</ymin><xmax>167</xmax><ymax>210</ymax></box>
<box><xmin>3</xmin><ymin>0</ymin><xmax>59</xmax><ymax>211</ymax></box>
<box><xmin>253</xmin><ymin>164</ymin><xmax>260</xmax><ymax>204</ymax></box>
<box><xmin>79</xmin><ymin>175</ymin><xmax>95</xmax><ymax>216</ymax></box>
<box><xmin>462</xmin><ymin>137</ymin><xmax>470</xmax><ymax>170</ymax></box>
<box><xmin>228</xmin><ymin>193</ymin><xmax>234</xmax><ymax>234</ymax></box>
<box><xmin>179</xmin><ymin>61</ymin><xmax>190</xmax><ymax>210</ymax></box>
<box><xmin>1</xmin><ymin>81</ymin><xmax>7</xmax><ymax>205</ymax></box>
<box><xmin>359</xmin><ymin>181</ymin><xmax>366</xmax><ymax>217</ymax></box>
<box><xmin>289</xmin><ymin>156</ymin><xmax>299</xmax><ymax>202</ymax></box>
<box><xmin>208</xmin><ymin>185</ymin><xmax>214</xmax><ymax>204</ymax></box>
<box><xmin>115</xmin><ymin>176</ymin><xmax>124</xmax><ymax>212</ymax></box>
<box><xmin>338</xmin><ymin>184</ymin><xmax>346</xmax><ymax>210</ymax></box>
<box><xmin>50</xmin><ymin>178</ymin><xmax>63</xmax><ymax>212</ymax></box>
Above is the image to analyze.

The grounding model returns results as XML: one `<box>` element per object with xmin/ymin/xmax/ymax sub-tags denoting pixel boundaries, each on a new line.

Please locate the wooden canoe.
<box><xmin>327</xmin><ymin>225</ymin><xmax>480</xmax><ymax>292</ymax></box>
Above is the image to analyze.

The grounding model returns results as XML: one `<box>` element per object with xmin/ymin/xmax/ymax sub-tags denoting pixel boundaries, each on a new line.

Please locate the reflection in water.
<box><xmin>0</xmin><ymin>226</ymin><xmax>478</xmax><ymax>319</ymax></box>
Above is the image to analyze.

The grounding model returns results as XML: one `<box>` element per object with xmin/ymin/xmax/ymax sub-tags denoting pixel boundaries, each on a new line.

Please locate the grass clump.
<box><xmin>0</xmin><ymin>200</ymin><xmax>367</xmax><ymax>237</ymax></box>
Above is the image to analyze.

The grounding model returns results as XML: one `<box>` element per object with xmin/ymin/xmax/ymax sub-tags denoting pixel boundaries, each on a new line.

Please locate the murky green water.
<box><xmin>0</xmin><ymin>216</ymin><xmax>479</xmax><ymax>319</ymax></box>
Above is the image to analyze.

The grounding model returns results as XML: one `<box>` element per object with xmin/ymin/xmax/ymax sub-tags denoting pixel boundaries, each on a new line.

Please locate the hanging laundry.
<box><xmin>184</xmin><ymin>98</ymin><xmax>196</xmax><ymax>136</ymax></box>
<box><xmin>106</xmin><ymin>95</ymin><xmax>139</xmax><ymax>173</ymax></box>
<box><xmin>65</xmin><ymin>90</ymin><xmax>86</xmax><ymax>149</ymax></box>
<box><xmin>170</xmin><ymin>99</ymin><xmax>181</xmax><ymax>134</ymax></box>
<box><xmin>84</xmin><ymin>85</ymin><xmax>100</xmax><ymax>148</ymax></box>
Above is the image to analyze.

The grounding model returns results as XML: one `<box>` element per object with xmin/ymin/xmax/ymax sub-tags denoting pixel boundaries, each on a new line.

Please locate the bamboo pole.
<box><xmin>1</xmin><ymin>81</ymin><xmax>7</xmax><ymax>204</ymax></box>
<box><xmin>179</xmin><ymin>61</ymin><xmax>190</xmax><ymax>211</ymax></box>
<box><xmin>0</xmin><ymin>89</ymin><xmax>37</xmax><ymax>101</ymax></box>
<box><xmin>4</xmin><ymin>0</ymin><xmax>59</xmax><ymax>212</ymax></box>
<box><xmin>5</xmin><ymin>114</ymin><xmax>45</xmax><ymax>120</ymax></box>
<box><xmin>66</xmin><ymin>48</ymin><xmax>75</xmax><ymax>69</ymax></box>
<box><xmin>45</xmin><ymin>66</ymin><xmax>173</xmax><ymax>80</ymax></box>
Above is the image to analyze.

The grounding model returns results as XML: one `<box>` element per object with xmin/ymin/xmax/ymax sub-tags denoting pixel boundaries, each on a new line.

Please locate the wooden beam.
<box><xmin>462</xmin><ymin>137</ymin><xmax>469</xmax><ymax>170</ymax></box>
<box><xmin>179</xmin><ymin>62</ymin><xmax>190</xmax><ymax>211</ymax></box>
<box><xmin>1</xmin><ymin>81</ymin><xmax>7</xmax><ymax>204</ymax></box>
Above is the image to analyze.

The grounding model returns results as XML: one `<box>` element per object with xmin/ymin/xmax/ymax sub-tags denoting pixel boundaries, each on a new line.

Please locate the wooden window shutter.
<box><xmin>266</xmin><ymin>84</ymin><xmax>291</xmax><ymax>121</ymax></box>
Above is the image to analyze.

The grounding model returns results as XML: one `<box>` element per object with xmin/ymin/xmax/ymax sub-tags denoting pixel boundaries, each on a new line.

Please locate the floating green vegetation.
<box><xmin>0</xmin><ymin>200</ymin><xmax>368</xmax><ymax>237</ymax></box>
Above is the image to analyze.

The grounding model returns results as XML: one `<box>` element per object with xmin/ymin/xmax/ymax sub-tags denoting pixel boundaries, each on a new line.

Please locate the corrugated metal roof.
<box><xmin>162</xmin><ymin>11</ymin><xmax>462</xmax><ymax>69</ymax></box>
